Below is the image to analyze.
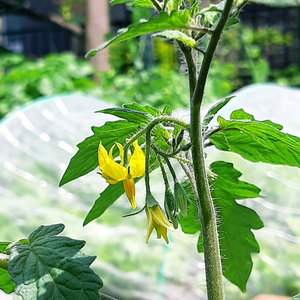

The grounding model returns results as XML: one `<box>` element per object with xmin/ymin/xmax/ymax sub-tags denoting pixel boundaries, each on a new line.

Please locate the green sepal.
<box><xmin>146</xmin><ymin>192</ymin><xmax>159</xmax><ymax>207</ymax></box>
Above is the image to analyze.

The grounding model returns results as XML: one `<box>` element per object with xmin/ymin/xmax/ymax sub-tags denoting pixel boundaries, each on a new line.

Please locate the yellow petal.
<box><xmin>98</xmin><ymin>143</ymin><xmax>127</xmax><ymax>183</ymax></box>
<box><xmin>129</xmin><ymin>140</ymin><xmax>145</xmax><ymax>179</ymax></box>
<box><xmin>145</xmin><ymin>205</ymin><xmax>173</xmax><ymax>244</ymax></box>
<box><xmin>145</xmin><ymin>207</ymin><xmax>155</xmax><ymax>243</ymax></box>
<box><xmin>123</xmin><ymin>178</ymin><xmax>136</xmax><ymax>209</ymax></box>
<box><xmin>152</xmin><ymin>205</ymin><xmax>173</xmax><ymax>230</ymax></box>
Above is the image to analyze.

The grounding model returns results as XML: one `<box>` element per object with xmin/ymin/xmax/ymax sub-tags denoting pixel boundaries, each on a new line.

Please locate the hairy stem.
<box><xmin>189</xmin><ymin>0</ymin><xmax>234</xmax><ymax>299</ymax></box>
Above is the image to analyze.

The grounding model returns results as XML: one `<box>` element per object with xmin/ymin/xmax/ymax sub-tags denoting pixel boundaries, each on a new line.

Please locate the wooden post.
<box><xmin>86</xmin><ymin>0</ymin><xmax>110</xmax><ymax>71</ymax></box>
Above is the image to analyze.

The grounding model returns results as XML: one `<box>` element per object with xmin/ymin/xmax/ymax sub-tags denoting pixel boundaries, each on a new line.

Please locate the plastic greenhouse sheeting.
<box><xmin>1</xmin><ymin>84</ymin><xmax>300</xmax><ymax>299</ymax></box>
<box><xmin>0</xmin><ymin>94</ymin><xmax>206</xmax><ymax>300</ymax></box>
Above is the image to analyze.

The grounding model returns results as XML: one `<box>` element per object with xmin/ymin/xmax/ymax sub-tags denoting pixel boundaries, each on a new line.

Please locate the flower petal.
<box><xmin>145</xmin><ymin>207</ymin><xmax>155</xmax><ymax>243</ymax></box>
<box><xmin>129</xmin><ymin>140</ymin><xmax>145</xmax><ymax>179</ymax></box>
<box><xmin>123</xmin><ymin>178</ymin><xmax>136</xmax><ymax>209</ymax></box>
<box><xmin>98</xmin><ymin>143</ymin><xmax>127</xmax><ymax>183</ymax></box>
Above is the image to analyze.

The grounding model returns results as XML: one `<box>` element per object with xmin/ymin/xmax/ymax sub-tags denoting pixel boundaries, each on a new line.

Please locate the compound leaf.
<box><xmin>210</xmin><ymin>110</ymin><xmax>300</xmax><ymax>167</ymax></box>
<box><xmin>86</xmin><ymin>10</ymin><xmax>191</xmax><ymax>57</ymax></box>
<box><xmin>8</xmin><ymin>224</ymin><xmax>102</xmax><ymax>300</ymax></box>
<box><xmin>179</xmin><ymin>161</ymin><xmax>263</xmax><ymax>292</ymax></box>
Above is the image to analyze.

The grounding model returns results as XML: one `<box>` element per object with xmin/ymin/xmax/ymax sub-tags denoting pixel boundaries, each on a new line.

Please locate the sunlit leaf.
<box><xmin>179</xmin><ymin>161</ymin><xmax>263</xmax><ymax>292</ymax></box>
<box><xmin>86</xmin><ymin>10</ymin><xmax>191</xmax><ymax>57</ymax></box>
<box><xmin>60</xmin><ymin>121</ymin><xmax>139</xmax><ymax>186</ymax></box>
<box><xmin>206</xmin><ymin>161</ymin><xmax>263</xmax><ymax>292</ymax></box>
<box><xmin>0</xmin><ymin>242</ymin><xmax>10</xmax><ymax>254</ymax></box>
<box><xmin>133</xmin><ymin>0</ymin><xmax>154</xmax><ymax>7</ymax></box>
<box><xmin>97</xmin><ymin>107</ymin><xmax>152</xmax><ymax>125</ymax></box>
<box><xmin>0</xmin><ymin>269</ymin><xmax>15</xmax><ymax>294</ymax></box>
<box><xmin>249</xmin><ymin>0</ymin><xmax>298</xmax><ymax>7</ymax></box>
<box><xmin>8</xmin><ymin>224</ymin><xmax>103</xmax><ymax>300</ymax></box>
<box><xmin>166</xmin><ymin>0</ymin><xmax>183</xmax><ymax>13</ymax></box>
<box><xmin>110</xmin><ymin>0</ymin><xmax>134</xmax><ymax>5</ymax></box>
<box><xmin>152</xmin><ymin>30</ymin><xmax>197</xmax><ymax>48</ymax></box>
<box><xmin>210</xmin><ymin>110</ymin><xmax>300</xmax><ymax>167</ymax></box>
<box><xmin>203</xmin><ymin>96</ymin><xmax>234</xmax><ymax>128</ymax></box>
<box><xmin>290</xmin><ymin>294</ymin><xmax>300</xmax><ymax>300</ymax></box>
<box><xmin>83</xmin><ymin>182</ymin><xmax>124</xmax><ymax>226</ymax></box>
<box><xmin>123</xmin><ymin>103</ymin><xmax>161</xmax><ymax>117</ymax></box>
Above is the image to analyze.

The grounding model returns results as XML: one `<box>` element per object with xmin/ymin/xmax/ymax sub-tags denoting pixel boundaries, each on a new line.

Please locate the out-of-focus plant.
<box><xmin>0</xmin><ymin>52</ymin><xmax>98</xmax><ymax>119</ymax></box>
<box><xmin>98</xmin><ymin>67</ymin><xmax>188</xmax><ymax>109</ymax></box>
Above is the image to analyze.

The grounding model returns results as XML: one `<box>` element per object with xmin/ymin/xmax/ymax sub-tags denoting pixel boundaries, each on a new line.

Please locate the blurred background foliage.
<box><xmin>1</xmin><ymin>2</ymin><xmax>300</xmax><ymax>299</ymax></box>
<box><xmin>1</xmin><ymin>22</ymin><xmax>299</xmax><ymax>120</ymax></box>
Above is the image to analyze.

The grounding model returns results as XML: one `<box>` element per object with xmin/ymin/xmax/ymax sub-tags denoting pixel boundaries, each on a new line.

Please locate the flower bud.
<box><xmin>174</xmin><ymin>182</ymin><xmax>189</xmax><ymax>218</ymax></box>
<box><xmin>179</xmin><ymin>142</ymin><xmax>191</xmax><ymax>152</ymax></box>
<box><xmin>175</xmin><ymin>129</ymin><xmax>185</xmax><ymax>148</ymax></box>
<box><xmin>164</xmin><ymin>187</ymin><xmax>179</xmax><ymax>229</ymax></box>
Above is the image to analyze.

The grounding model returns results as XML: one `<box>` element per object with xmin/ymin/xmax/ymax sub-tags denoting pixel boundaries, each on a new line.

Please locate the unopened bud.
<box><xmin>174</xmin><ymin>182</ymin><xmax>189</xmax><ymax>218</ymax></box>
<box><xmin>164</xmin><ymin>187</ymin><xmax>179</xmax><ymax>229</ymax></box>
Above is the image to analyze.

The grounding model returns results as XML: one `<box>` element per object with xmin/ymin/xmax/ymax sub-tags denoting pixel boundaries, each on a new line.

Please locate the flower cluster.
<box><xmin>98</xmin><ymin>140</ymin><xmax>174</xmax><ymax>243</ymax></box>
<box><xmin>98</xmin><ymin>140</ymin><xmax>145</xmax><ymax>209</ymax></box>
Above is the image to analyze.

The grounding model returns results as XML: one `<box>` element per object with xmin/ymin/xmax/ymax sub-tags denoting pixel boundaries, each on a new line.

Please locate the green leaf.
<box><xmin>163</xmin><ymin>105</ymin><xmax>172</xmax><ymax>115</ymax></box>
<box><xmin>133</xmin><ymin>0</ymin><xmax>154</xmax><ymax>7</ymax></box>
<box><xmin>166</xmin><ymin>0</ymin><xmax>183</xmax><ymax>13</ymax></box>
<box><xmin>203</xmin><ymin>96</ymin><xmax>234</xmax><ymax>128</ymax></box>
<box><xmin>83</xmin><ymin>182</ymin><xmax>124</xmax><ymax>226</ymax></box>
<box><xmin>60</xmin><ymin>120</ymin><xmax>139</xmax><ymax>186</ymax></box>
<box><xmin>210</xmin><ymin>111</ymin><xmax>300</xmax><ymax>168</ymax></box>
<box><xmin>8</xmin><ymin>224</ymin><xmax>102</xmax><ymax>300</ymax></box>
<box><xmin>0</xmin><ymin>242</ymin><xmax>10</xmax><ymax>254</ymax></box>
<box><xmin>97</xmin><ymin>107</ymin><xmax>152</xmax><ymax>125</ymax></box>
<box><xmin>110</xmin><ymin>0</ymin><xmax>133</xmax><ymax>5</ymax></box>
<box><xmin>152</xmin><ymin>30</ymin><xmax>197</xmax><ymax>48</ymax></box>
<box><xmin>208</xmin><ymin>161</ymin><xmax>263</xmax><ymax>292</ymax></box>
<box><xmin>0</xmin><ymin>268</ymin><xmax>15</xmax><ymax>294</ymax></box>
<box><xmin>230</xmin><ymin>109</ymin><xmax>283</xmax><ymax>130</ymax></box>
<box><xmin>249</xmin><ymin>0</ymin><xmax>298</xmax><ymax>7</ymax></box>
<box><xmin>290</xmin><ymin>294</ymin><xmax>300</xmax><ymax>300</ymax></box>
<box><xmin>179</xmin><ymin>162</ymin><xmax>263</xmax><ymax>292</ymax></box>
<box><xmin>86</xmin><ymin>10</ymin><xmax>191</xmax><ymax>57</ymax></box>
<box><xmin>123</xmin><ymin>103</ymin><xmax>160</xmax><ymax>117</ymax></box>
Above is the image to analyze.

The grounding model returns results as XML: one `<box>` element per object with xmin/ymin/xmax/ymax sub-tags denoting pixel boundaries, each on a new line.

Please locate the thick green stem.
<box><xmin>189</xmin><ymin>1</ymin><xmax>234</xmax><ymax>299</ymax></box>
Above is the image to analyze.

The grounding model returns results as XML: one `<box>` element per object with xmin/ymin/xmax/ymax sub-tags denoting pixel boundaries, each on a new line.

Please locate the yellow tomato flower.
<box><xmin>98</xmin><ymin>140</ymin><xmax>145</xmax><ymax>209</ymax></box>
<box><xmin>145</xmin><ymin>205</ymin><xmax>173</xmax><ymax>244</ymax></box>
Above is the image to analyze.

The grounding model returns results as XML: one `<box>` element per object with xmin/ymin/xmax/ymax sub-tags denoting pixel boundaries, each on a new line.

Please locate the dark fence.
<box><xmin>240</xmin><ymin>4</ymin><xmax>300</xmax><ymax>69</ymax></box>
